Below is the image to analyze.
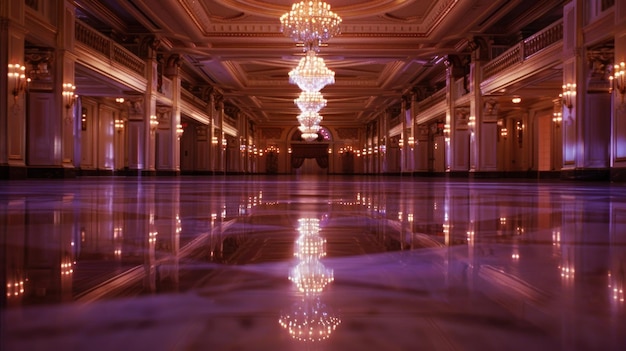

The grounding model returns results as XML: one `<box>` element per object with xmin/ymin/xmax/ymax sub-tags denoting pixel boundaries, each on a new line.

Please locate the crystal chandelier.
<box><xmin>297</xmin><ymin>111</ymin><xmax>323</xmax><ymax>127</ymax></box>
<box><xmin>280</xmin><ymin>0</ymin><xmax>342</xmax><ymax>52</ymax></box>
<box><xmin>289</xmin><ymin>51</ymin><xmax>335</xmax><ymax>92</ymax></box>
<box><xmin>295</xmin><ymin>91</ymin><xmax>327</xmax><ymax>113</ymax></box>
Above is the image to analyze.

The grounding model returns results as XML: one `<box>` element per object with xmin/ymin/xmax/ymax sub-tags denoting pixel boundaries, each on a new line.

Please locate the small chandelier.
<box><xmin>295</xmin><ymin>91</ymin><xmax>327</xmax><ymax>113</ymax></box>
<box><xmin>280</xmin><ymin>0</ymin><xmax>342</xmax><ymax>52</ymax></box>
<box><xmin>298</xmin><ymin>125</ymin><xmax>321</xmax><ymax>141</ymax></box>
<box><xmin>289</xmin><ymin>51</ymin><xmax>335</xmax><ymax>92</ymax></box>
<box><xmin>297</xmin><ymin>110</ymin><xmax>323</xmax><ymax>127</ymax></box>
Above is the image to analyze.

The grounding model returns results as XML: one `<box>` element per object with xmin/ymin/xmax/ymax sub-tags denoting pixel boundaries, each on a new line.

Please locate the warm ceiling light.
<box><xmin>295</xmin><ymin>91</ymin><xmax>327</xmax><ymax>113</ymax></box>
<box><xmin>280</xmin><ymin>0</ymin><xmax>342</xmax><ymax>52</ymax></box>
<box><xmin>297</xmin><ymin>110</ymin><xmax>323</xmax><ymax>128</ymax></box>
<box><xmin>289</xmin><ymin>51</ymin><xmax>335</xmax><ymax>92</ymax></box>
<box><xmin>512</xmin><ymin>96</ymin><xmax>521</xmax><ymax>104</ymax></box>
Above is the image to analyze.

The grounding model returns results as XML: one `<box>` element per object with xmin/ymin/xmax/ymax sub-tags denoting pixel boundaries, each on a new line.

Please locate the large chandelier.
<box><xmin>295</xmin><ymin>91</ymin><xmax>327</xmax><ymax>113</ymax></box>
<box><xmin>280</xmin><ymin>0</ymin><xmax>342</xmax><ymax>52</ymax></box>
<box><xmin>289</xmin><ymin>51</ymin><xmax>335</xmax><ymax>92</ymax></box>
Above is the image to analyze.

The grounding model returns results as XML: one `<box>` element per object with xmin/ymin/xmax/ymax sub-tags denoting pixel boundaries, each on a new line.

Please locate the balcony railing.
<box><xmin>417</xmin><ymin>88</ymin><xmax>446</xmax><ymax>111</ymax></box>
<box><xmin>75</xmin><ymin>20</ymin><xmax>146</xmax><ymax>76</ymax></box>
<box><xmin>483</xmin><ymin>20</ymin><xmax>563</xmax><ymax>80</ymax></box>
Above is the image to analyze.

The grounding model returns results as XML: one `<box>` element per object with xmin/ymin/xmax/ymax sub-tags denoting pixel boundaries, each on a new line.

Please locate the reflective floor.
<box><xmin>1</xmin><ymin>175</ymin><xmax>625</xmax><ymax>350</ymax></box>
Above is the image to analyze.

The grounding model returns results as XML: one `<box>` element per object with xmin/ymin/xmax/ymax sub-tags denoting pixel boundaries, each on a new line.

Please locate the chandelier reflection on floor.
<box><xmin>279</xmin><ymin>217</ymin><xmax>340</xmax><ymax>342</ymax></box>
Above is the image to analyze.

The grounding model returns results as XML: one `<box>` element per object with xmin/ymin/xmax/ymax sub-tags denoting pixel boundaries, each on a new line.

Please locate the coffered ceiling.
<box><xmin>74</xmin><ymin>0</ymin><xmax>565</xmax><ymax>126</ymax></box>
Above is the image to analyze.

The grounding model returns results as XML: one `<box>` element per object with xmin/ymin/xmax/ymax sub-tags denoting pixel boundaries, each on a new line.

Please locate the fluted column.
<box><xmin>58</xmin><ymin>0</ymin><xmax>77</xmax><ymax>174</ymax></box>
<box><xmin>612</xmin><ymin>0</ymin><xmax>626</xmax><ymax>180</ymax></box>
<box><xmin>561</xmin><ymin>0</ymin><xmax>611</xmax><ymax>179</ymax></box>
<box><xmin>1</xmin><ymin>2</ymin><xmax>27</xmax><ymax>178</ymax></box>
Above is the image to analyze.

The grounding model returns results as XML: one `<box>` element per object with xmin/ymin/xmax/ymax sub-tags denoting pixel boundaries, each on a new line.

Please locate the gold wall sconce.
<box><xmin>149</xmin><ymin>115</ymin><xmax>159</xmax><ymax>133</ymax></box>
<box><xmin>8</xmin><ymin>63</ymin><xmax>30</xmax><ymax>102</ymax></box>
<box><xmin>176</xmin><ymin>123</ymin><xmax>184</xmax><ymax>139</ymax></box>
<box><xmin>610</xmin><ymin>61</ymin><xmax>625</xmax><ymax>104</ymax></box>
<box><xmin>561</xmin><ymin>83</ymin><xmax>576</xmax><ymax>111</ymax></box>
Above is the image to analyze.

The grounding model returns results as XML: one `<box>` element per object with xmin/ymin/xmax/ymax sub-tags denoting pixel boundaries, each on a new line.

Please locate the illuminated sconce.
<box><xmin>81</xmin><ymin>108</ymin><xmax>87</xmax><ymax>131</ymax></box>
<box><xmin>115</xmin><ymin>97</ymin><xmax>125</xmax><ymax>103</ymax></box>
<box><xmin>610</xmin><ymin>61</ymin><xmax>625</xmax><ymax>104</ymax></box>
<box><xmin>7</xmin><ymin>63</ymin><xmax>30</xmax><ymax>102</ymax></box>
<box><xmin>500</xmin><ymin>127</ymin><xmax>508</xmax><ymax>139</ymax></box>
<box><xmin>176</xmin><ymin>123</ymin><xmax>184</xmax><ymax>139</ymax></box>
<box><xmin>561</xmin><ymin>83</ymin><xmax>576</xmax><ymax>111</ymax></box>
<box><xmin>339</xmin><ymin>146</ymin><xmax>353</xmax><ymax>154</ymax></box>
<box><xmin>511</xmin><ymin>96</ymin><xmax>521</xmax><ymax>104</ymax></box>
<box><xmin>212</xmin><ymin>136</ymin><xmax>219</xmax><ymax>145</ymax></box>
<box><xmin>443</xmin><ymin>123</ymin><xmax>451</xmax><ymax>142</ymax></box>
<box><xmin>328</xmin><ymin>147</ymin><xmax>332</xmax><ymax>154</ymax></box>
<box><xmin>114</xmin><ymin>119</ymin><xmax>124</xmax><ymax>133</ymax></box>
<box><xmin>553</xmin><ymin>111</ymin><xmax>562</xmax><ymax>127</ymax></box>
<box><xmin>266</xmin><ymin>145</ymin><xmax>280</xmax><ymax>154</ymax></box>
<box><xmin>407</xmin><ymin>136</ymin><xmax>415</xmax><ymax>148</ymax></box>
<box><xmin>149</xmin><ymin>115</ymin><xmax>159</xmax><ymax>133</ymax></box>
<box><xmin>62</xmin><ymin>83</ymin><xmax>77</xmax><ymax>110</ymax></box>
<box><xmin>467</xmin><ymin>116</ymin><xmax>475</xmax><ymax>129</ymax></box>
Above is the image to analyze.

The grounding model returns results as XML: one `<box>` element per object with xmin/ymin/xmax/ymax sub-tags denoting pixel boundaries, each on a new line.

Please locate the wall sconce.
<box><xmin>114</xmin><ymin>119</ymin><xmax>124</xmax><ymax>133</ymax></box>
<box><xmin>552</xmin><ymin>111</ymin><xmax>562</xmax><ymax>127</ymax></box>
<box><xmin>500</xmin><ymin>127</ymin><xmax>508</xmax><ymax>139</ymax></box>
<box><xmin>266</xmin><ymin>145</ymin><xmax>280</xmax><ymax>154</ymax></box>
<box><xmin>443</xmin><ymin>123</ymin><xmax>451</xmax><ymax>142</ymax></box>
<box><xmin>62</xmin><ymin>83</ymin><xmax>77</xmax><ymax>110</ymax></box>
<box><xmin>610</xmin><ymin>61</ymin><xmax>625</xmax><ymax>104</ymax></box>
<box><xmin>8</xmin><ymin>63</ymin><xmax>30</xmax><ymax>102</ymax></box>
<box><xmin>407</xmin><ymin>136</ymin><xmax>415</xmax><ymax>148</ymax></box>
<box><xmin>176</xmin><ymin>123</ymin><xmax>184</xmax><ymax>139</ymax></box>
<box><xmin>561</xmin><ymin>83</ymin><xmax>576</xmax><ymax>111</ymax></box>
<box><xmin>511</xmin><ymin>96</ymin><xmax>521</xmax><ymax>104</ymax></box>
<box><xmin>81</xmin><ymin>108</ymin><xmax>87</xmax><ymax>131</ymax></box>
<box><xmin>115</xmin><ymin>97</ymin><xmax>125</xmax><ymax>103</ymax></box>
<box><xmin>467</xmin><ymin>116</ymin><xmax>475</xmax><ymax>129</ymax></box>
<box><xmin>149</xmin><ymin>115</ymin><xmax>159</xmax><ymax>133</ymax></box>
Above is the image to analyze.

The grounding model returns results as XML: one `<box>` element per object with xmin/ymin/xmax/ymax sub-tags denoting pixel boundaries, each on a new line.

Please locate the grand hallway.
<box><xmin>1</xmin><ymin>176</ymin><xmax>625</xmax><ymax>350</ymax></box>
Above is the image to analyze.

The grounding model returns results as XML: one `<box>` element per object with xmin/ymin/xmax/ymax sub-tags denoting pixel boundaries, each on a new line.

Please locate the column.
<box><xmin>215</xmin><ymin>96</ymin><xmax>225</xmax><ymax>174</ymax></box>
<box><xmin>142</xmin><ymin>48</ymin><xmax>159</xmax><ymax>176</ymax></box>
<box><xmin>58</xmin><ymin>0</ymin><xmax>77</xmax><ymax>175</ymax></box>
<box><xmin>611</xmin><ymin>0</ymin><xmax>626</xmax><ymax>179</ymax></box>
<box><xmin>1</xmin><ymin>2</ymin><xmax>27</xmax><ymax>178</ymax></box>
<box><xmin>468</xmin><ymin>39</ymin><xmax>497</xmax><ymax>174</ymax></box>
<box><xmin>561</xmin><ymin>0</ymin><xmax>611</xmax><ymax>179</ymax></box>
<box><xmin>161</xmin><ymin>54</ymin><xmax>182</xmax><ymax>175</ymax></box>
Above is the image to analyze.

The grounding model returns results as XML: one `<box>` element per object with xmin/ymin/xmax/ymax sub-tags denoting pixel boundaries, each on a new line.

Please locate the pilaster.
<box><xmin>1</xmin><ymin>4</ymin><xmax>27</xmax><ymax>178</ymax></box>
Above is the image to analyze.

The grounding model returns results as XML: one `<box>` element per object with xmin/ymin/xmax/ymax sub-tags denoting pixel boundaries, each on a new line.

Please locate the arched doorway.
<box><xmin>290</xmin><ymin>128</ymin><xmax>331</xmax><ymax>175</ymax></box>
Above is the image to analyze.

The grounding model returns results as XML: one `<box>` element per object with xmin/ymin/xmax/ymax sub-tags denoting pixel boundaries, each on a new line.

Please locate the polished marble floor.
<box><xmin>1</xmin><ymin>175</ymin><xmax>625</xmax><ymax>351</ymax></box>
